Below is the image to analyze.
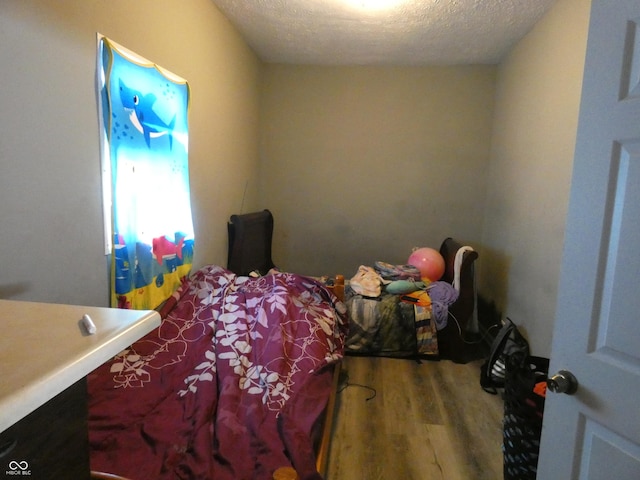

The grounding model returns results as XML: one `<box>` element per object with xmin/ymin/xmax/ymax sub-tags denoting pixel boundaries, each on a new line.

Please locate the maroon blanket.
<box><xmin>88</xmin><ymin>266</ymin><xmax>347</xmax><ymax>480</ymax></box>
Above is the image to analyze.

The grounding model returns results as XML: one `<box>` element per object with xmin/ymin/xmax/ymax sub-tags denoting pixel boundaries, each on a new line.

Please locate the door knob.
<box><xmin>547</xmin><ymin>370</ymin><xmax>578</xmax><ymax>395</ymax></box>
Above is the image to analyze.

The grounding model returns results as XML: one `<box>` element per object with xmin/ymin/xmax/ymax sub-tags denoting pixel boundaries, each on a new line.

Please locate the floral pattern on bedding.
<box><xmin>88</xmin><ymin>265</ymin><xmax>347</xmax><ymax>480</ymax></box>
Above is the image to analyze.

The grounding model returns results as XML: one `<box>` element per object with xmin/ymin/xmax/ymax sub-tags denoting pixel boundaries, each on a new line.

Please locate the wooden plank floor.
<box><xmin>326</xmin><ymin>355</ymin><xmax>504</xmax><ymax>479</ymax></box>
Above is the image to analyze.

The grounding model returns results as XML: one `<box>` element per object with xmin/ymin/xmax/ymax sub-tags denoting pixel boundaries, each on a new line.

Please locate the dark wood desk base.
<box><xmin>0</xmin><ymin>378</ymin><xmax>89</xmax><ymax>479</ymax></box>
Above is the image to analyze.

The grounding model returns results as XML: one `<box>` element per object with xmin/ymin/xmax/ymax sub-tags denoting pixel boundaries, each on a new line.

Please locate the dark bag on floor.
<box><xmin>480</xmin><ymin>318</ymin><xmax>529</xmax><ymax>394</ymax></box>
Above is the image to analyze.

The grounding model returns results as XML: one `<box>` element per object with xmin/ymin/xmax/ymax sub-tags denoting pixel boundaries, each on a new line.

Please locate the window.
<box><xmin>97</xmin><ymin>35</ymin><xmax>194</xmax><ymax>309</ymax></box>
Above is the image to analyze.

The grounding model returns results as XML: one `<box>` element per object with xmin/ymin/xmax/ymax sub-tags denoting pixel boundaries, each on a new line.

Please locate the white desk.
<box><xmin>0</xmin><ymin>300</ymin><xmax>160</xmax><ymax>433</ymax></box>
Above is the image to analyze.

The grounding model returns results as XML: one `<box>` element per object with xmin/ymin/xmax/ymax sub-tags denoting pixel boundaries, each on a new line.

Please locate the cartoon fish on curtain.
<box><xmin>98</xmin><ymin>36</ymin><xmax>194</xmax><ymax>310</ymax></box>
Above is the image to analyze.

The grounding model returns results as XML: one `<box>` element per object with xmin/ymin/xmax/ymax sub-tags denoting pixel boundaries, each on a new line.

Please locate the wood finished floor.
<box><xmin>326</xmin><ymin>355</ymin><xmax>504</xmax><ymax>480</ymax></box>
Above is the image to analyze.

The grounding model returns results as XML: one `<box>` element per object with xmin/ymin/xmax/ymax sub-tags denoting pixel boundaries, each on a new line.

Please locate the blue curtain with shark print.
<box><xmin>98</xmin><ymin>36</ymin><xmax>194</xmax><ymax>310</ymax></box>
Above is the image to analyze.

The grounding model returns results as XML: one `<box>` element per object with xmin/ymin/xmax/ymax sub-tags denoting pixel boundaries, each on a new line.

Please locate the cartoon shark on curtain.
<box><xmin>118</xmin><ymin>79</ymin><xmax>176</xmax><ymax>149</ymax></box>
<box><xmin>98</xmin><ymin>35</ymin><xmax>194</xmax><ymax>310</ymax></box>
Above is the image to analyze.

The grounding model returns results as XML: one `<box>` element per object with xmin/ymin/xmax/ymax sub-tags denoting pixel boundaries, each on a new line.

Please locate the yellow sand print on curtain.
<box><xmin>97</xmin><ymin>36</ymin><xmax>194</xmax><ymax>310</ymax></box>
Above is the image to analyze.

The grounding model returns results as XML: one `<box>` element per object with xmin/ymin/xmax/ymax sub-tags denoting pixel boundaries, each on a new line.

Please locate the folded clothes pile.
<box><xmin>373</xmin><ymin>261</ymin><xmax>421</xmax><ymax>281</ymax></box>
<box><xmin>349</xmin><ymin>265</ymin><xmax>384</xmax><ymax>297</ymax></box>
<box><xmin>349</xmin><ymin>262</ymin><xmax>424</xmax><ymax>298</ymax></box>
<box><xmin>348</xmin><ymin>259</ymin><xmax>459</xmax><ymax>329</ymax></box>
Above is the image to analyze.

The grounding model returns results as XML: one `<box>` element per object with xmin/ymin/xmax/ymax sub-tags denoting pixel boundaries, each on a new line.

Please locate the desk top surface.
<box><xmin>0</xmin><ymin>300</ymin><xmax>160</xmax><ymax>432</ymax></box>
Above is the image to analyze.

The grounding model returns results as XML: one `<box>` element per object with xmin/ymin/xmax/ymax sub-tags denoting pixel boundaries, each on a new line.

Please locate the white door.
<box><xmin>537</xmin><ymin>1</ymin><xmax>640</xmax><ymax>478</ymax></box>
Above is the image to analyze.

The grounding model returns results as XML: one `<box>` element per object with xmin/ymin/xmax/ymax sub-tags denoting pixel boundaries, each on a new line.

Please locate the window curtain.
<box><xmin>98</xmin><ymin>36</ymin><xmax>194</xmax><ymax>310</ymax></box>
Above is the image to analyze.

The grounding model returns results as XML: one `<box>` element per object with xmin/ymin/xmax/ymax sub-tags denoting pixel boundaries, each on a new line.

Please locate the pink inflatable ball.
<box><xmin>407</xmin><ymin>247</ymin><xmax>445</xmax><ymax>281</ymax></box>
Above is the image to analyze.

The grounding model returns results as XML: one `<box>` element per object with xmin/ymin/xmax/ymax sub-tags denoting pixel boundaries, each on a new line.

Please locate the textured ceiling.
<box><xmin>210</xmin><ymin>0</ymin><xmax>558</xmax><ymax>65</ymax></box>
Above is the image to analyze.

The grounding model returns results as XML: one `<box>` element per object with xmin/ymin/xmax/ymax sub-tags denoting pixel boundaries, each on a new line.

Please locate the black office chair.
<box><xmin>436</xmin><ymin>237</ymin><xmax>480</xmax><ymax>363</ymax></box>
<box><xmin>227</xmin><ymin>209</ymin><xmax>276</xmax><ymax>276</ymax></box>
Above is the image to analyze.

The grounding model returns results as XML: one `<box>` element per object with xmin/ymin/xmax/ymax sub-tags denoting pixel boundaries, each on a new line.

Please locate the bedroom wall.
<box><xmin>479</xmin><ymin>0</ymin><xmax>591</xmax><ymax>357</ymax></box>
<box><xmin>259</xmin><ymin>65</ymin><xmax>496</xmax><ymax>278</ymax></box>
<box><xmin>0</xmin><ymin>0</ymin><xmax>262</xmax><ymax>306</ymax></box>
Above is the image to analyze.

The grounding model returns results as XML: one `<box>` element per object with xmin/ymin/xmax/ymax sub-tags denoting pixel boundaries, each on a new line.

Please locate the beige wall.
<box><xmin>260</xmin><ymin>65</ymin><xmax>496</xmax><ymax>277</ymax></box>
<box><xmin>480</xmin><ymin>0</ymin><xmax>591</xmax><ymax>356</ymax></box>
<box><xmin>0</xmin><ymin>0</ymin><xmax>262</xmax><ymax>306</ymax></box>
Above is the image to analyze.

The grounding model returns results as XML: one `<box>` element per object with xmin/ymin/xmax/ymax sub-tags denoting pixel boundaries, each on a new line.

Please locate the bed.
<box><xmin>88</xmin><ymin>211</ymin><xmax>347</xmax><ymax>480</ymax></box>
<box><xmin>344</xmin><ymin>237</ymin><xmax>479</xmax><ymax>364</ymax></box>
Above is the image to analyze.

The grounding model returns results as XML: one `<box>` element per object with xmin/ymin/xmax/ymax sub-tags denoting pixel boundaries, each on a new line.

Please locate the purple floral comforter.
<box><xmin>88</xmin><ymin>265</ymin><xmax>347</xmax><ymax>480</ymax></box>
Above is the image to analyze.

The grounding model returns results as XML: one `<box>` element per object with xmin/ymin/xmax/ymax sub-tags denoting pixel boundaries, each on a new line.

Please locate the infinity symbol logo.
<box><xmin>8</xmin><ymin>460</ymin><xmax>29</xmax><ymax>470</ymax></box>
